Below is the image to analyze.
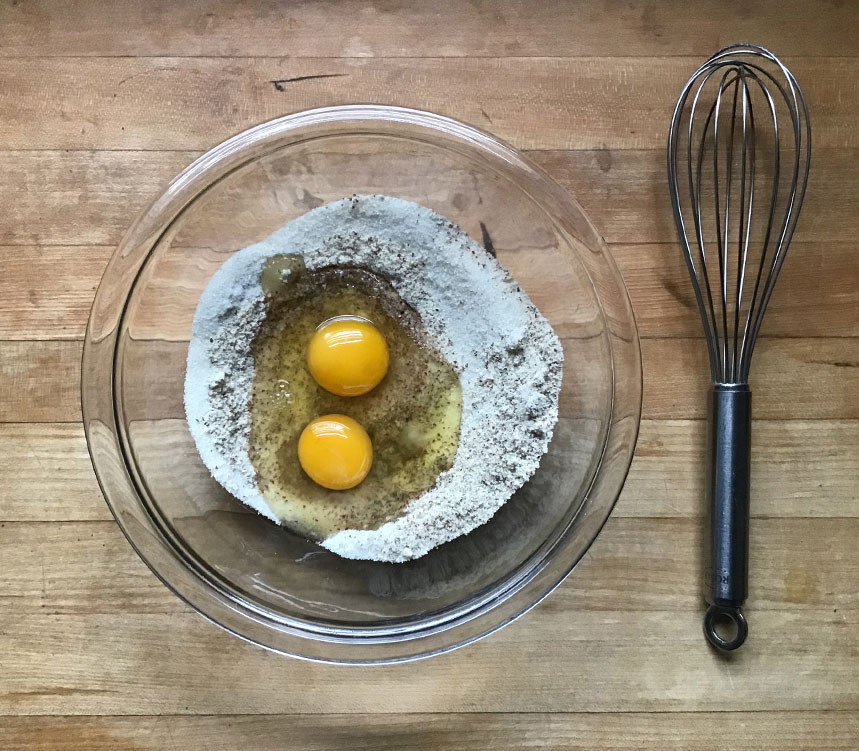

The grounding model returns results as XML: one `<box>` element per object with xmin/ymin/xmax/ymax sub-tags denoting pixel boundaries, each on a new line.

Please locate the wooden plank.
<box><xmin>0</xmin><ymin>247</ymin><xmax>110</xmax><ymax>340</ymax></box>
<box><xmin>1</xmin><ymin>712</ymin><xmax>857</xmax><ymax>751</ymax></box>
<box><xmin>0</xmin><ymin>341</ymin><xmax>81</xmax><ymax>423</ymax></box>
<box><xmin>0</xmin><ymin>424</ymin><xmax>108</xmax><ymax>521</ymax></box>
<box><xmin>113</xmin><ymin>334</ymin><xmax>859</xmax><ymax>422</ymax></box>
<box><xmin>2</xmin><ymin>337</ymin><xmax>856</xmax><ymax>423</ymax></box>
<box><xmin>0</xmin><ymin>151</ymin><xmax>194</xmax><ymax>247</ymax></box>
<box><xmin>612</xmin><ymin>242</ymin><xmax>859</xmax><ymax>339</ymax></box>
<box><xmin>0</xmin><ymin>57</ymin><xmax>856</xmax><ymax>151</ymax></box>
<box><xmin>0</xmin><ymin>609</ymin><xmax>854</xmax><ymax>714</ymax></box>
<box><xmin>0</xmin><ymin>150</ymin><xmax>854</xmax><ymax>248</ymax></box>
<box><xmin>577</xmin><ymin>517</ymin><xmax>859</xmax><ymax>611</ymax></box>
<box><xmin>5</xmin><ymin>240</ymin><xmax>850</xmax><ymax>342</ymax></box>
<box><xmin>0</xmin><ymin>521</ymin><xmax>176</xmax><ymax>614</ymax></box>
<box><xmin>3</xmin><ymin>419</ymin><xmax>854</xmax><ymax>523</ymax></box>
<box><xmin>622</xmin><ymin>419</ymin><xmax>859</xmax><ymax>518</ymax></box>
<box><xmin>643</xmin><ymin>338</ymin><xmax>859</xmax><ymax>420</ymax></box>
<box><xmin>1</xmin><ymin>516</ymin><xmax>857</xmax><ymax>614</ymax></box>
<box><xmin>529</xmin><ymin>150</ymin><xmax>859</xmax><ymax>246</ymax></box>
<box><xmin>0</xmin><ymin>0</ymin><xmax>856</xmax><ymax>58</ymax></box>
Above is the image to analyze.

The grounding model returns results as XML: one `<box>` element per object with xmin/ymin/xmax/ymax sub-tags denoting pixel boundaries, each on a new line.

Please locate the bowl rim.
<box><xmin>81</xmin><ymin>104</ymin><xmax>642</xmax><ymax>664</ymax></box>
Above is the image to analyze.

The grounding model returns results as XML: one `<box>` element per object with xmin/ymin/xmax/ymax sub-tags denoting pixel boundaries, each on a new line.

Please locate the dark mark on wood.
<box><xmin>479</xmin><ymin>106</ymin><xmax>494</xmax><ymax>124</ymax></box>
<box><xmin>662</xmin><ymin>277</ymin><xmax>695</xmax><ymax>309</ymax></box>
<box><xmin>115</xmin><ymin>66</ymin><xmax>177</xmax><ymax>90</ymax></box>
<box><xmin>3</xmin><ymin>687</ymin><xmax>114</xmax><ymax>698</ymax></box>
<box><xmin>480</xmin><ymin>222</ymin><xmax>496</xmax><ymax>257</ymax></box>
<box><xmin>270</xmin><ymin>73</ymin><xmax>348</xmax><ymax>91</ymax></box>
<box><xmin>596</xmin><ymin>147</ymin><xmax>613</xmax><ymax>173</ymax></box>
<box><xmin>809</xmin><ymin>359</ymin><xmax>859</xmax><ymax>368</ymax></box>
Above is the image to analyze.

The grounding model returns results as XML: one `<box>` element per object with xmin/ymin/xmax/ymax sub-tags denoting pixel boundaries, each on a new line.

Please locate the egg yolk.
<box><xmin>297</xmin><ymin>414</ymin><xmax>373</xmax><ymax>490</ymax></box>
<box><xmin>307</xmin><ymin>316</ymin><xmax>389</xmax><ymax>397</ymax></box>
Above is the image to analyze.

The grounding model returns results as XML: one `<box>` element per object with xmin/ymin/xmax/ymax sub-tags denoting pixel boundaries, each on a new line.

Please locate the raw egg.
<box><xmin>249</xmin><ymin>261</ymin><xmax>462</xmax><ymax>538</ymax></box>
<box><xmin>297</xmin><ymin>414</ymin><xmax>373</xmax><ymax>490</ymax></box>
<box><xmin>307</xmin><ymin>316</ymin><xmax>389</xmax><ymax>397</ymax></box>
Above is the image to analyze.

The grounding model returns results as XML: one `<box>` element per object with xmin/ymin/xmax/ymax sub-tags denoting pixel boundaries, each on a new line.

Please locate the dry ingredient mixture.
<box><xmin>185</xmin><ymin>195</ymin><xmax>563</xmax><ymax>562</ymax></box>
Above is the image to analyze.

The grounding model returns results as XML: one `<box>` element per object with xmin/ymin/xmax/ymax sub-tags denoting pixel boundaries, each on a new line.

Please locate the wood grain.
<box><xmin>0</xmin><ymin>609</ymin><xmax>855</xmax><ymax>715</ymax></box>
<box><xmin>0</xmin><ymin>57</ymin><xmax>856</xmax><ymax>151</ymax></box>
<box><xmin>642</xmin><ymin>338</ymin><xmax>859</xmax><ymax>420</ymax></box>
<box><xmin>1</xmin><ymin>149</ymin><xmax>855</xmax><ymax>248</ymax></box>
<box><xmin>4</xmin><ymin>337</ymin><xmax>855</xmax><ymax>423</ymax></box>
<box><xmin>623</xmin><ymin>419</ymin><xmax>859</xmax><ymax>518</ymax></box>
<box><xmin>0</xmin><ymin>341</ymin><xmax>82</xmax><ymax>422</ymax></box>
<box><xmin>2</xmin><ymin>712</ymin><xmax>857</xmax><ymax>751</ymax></box>
<box><xmin>0</xmin><ymin>0</ymin><xmax>855</xmax><ymax>58</ymax></box>
<box><xmin>0</xmin><ymin>424</ymin><xmax>108</xmax><ymax>521</ymax></box>
<box><xmin>0</xmin><ymin>247</ymin><xmax>111</xmax><ymax>340</ymax></box>
<box><xmin>1</xmin><ymin>516</ymin><xmax>856</xmax><ymax>615</ymax></box>
<box><xmin>2</xmin><ymin>419</ymin><xmax>855</xmax><ymax>523</ymax></box>
<box><xmin>613</xmin><ymin>242</ymin><xmax>859</xmax><ymax>338</ymax></box>
<box><xmin>5</xmin><ymin>240</ymin><xmax>853</xmax><ymax>341</ymax></box>
<box><xmin>531</xmin><ymin>149</ymin><xmax>859</xmax><ymax>246</ymax></box>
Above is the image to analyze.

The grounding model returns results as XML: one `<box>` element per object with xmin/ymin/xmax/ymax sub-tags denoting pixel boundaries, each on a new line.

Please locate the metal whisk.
<box><xmin>667</xmin><ymin>44</ymin><xmax>810</xmax><ymax>650</ymax></box>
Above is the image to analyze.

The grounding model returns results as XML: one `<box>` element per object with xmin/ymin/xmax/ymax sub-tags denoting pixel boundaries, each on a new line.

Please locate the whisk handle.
<box><xmin>704</xmin><ymin>384</ymin><xmax>751</xmax><ymax>651</ymax></box>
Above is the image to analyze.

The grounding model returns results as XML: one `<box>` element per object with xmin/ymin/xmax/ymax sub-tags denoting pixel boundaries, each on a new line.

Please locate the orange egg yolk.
<box><xmin>306</xmin><ymin>316</ymin><xmax>389</xmax><ymax>397</ymax></box>
<box><xmin>297</xmin><ymin>414</ymin><xmax>373</xmax><ymax>490</ymax></box>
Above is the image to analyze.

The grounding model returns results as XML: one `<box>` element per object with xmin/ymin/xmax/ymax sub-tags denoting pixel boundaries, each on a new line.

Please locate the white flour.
<box><xmin>185</xmin><ymin>196</ymin><xmax>563</xmax><ymax>562</ymax></box>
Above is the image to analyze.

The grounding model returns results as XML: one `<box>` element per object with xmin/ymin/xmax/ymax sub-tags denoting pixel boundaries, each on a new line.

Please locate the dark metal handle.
<box><xmin>704</xmin><ymin>384</ymin><xmax>751</xmax><ymax>651</ymax></box>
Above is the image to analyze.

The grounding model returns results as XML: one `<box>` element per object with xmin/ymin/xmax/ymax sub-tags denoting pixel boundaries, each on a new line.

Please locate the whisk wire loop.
<box><xmin>668</xmin><ymin>43</ymin><xmax>810</xmax><ymax>384</ymax></box>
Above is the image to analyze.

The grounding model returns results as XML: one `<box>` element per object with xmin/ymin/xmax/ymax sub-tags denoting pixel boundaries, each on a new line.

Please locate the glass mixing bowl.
<box><xmin>82</xmin><ymin>105</ymin><xmax>641</xmax><ymax>663</ymax></box>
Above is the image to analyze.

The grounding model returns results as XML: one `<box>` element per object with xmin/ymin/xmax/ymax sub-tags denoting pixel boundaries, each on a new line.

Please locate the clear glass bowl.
<box><xmin>82</xmin><ymin>105</ymin><xmax>641</xmax><ymax>663</ymax></box>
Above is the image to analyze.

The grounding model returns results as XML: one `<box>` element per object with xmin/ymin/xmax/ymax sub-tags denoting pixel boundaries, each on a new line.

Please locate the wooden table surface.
<box><xmin>1</xmin><ymin>1</ymin><xmax>857</xmax><ymax>748</ymax></box>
